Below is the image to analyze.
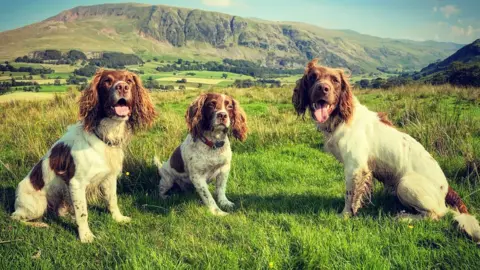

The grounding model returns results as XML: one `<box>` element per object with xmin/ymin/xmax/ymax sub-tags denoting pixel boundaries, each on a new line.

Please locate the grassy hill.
<box><xmin>0</xmin><ymin>85</ymin><xmax>479</xmax><ymax>268</ymax></box>
<box><xmin>390</xmin><ymin>39</ymin><xmax>480</xmax><ymax>87</ymax></box>
<box><xmin>0</xmin><ymin>3</ymin><xmax>462</xmax><ymax>74</ymax></box>
<box><xmin>420</xmin><ymin>39</ymin><xmax>480</xmax><ymax>76</ymax></box>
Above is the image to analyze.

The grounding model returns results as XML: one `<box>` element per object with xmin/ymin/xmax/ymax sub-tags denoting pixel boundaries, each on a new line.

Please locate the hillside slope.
<box><xmin>0</xmin><ymin>3</ymin><xmax>462</xmax><ymax>74</ymax></box>
<box><xmin>420</xmin><ymin>39</ymin><xmax>480</xmax><ymax>75</ymax></box>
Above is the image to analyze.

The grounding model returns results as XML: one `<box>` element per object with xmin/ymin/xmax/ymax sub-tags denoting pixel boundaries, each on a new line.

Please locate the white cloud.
<box><xmin>439</xmin><ymin>5</ymin><xmax>460</xmax><ymax>18</ymax></box>
<box><xmin>466</xmin><ymin>25</ymin><xmax>474</xmax><ymax>36</ymax></box>
<box><xmin>202</xmin><ymin>0</ymin><xmax>232</xmax><ymax>7</ymax></box>
<box><xmin>450</xmin><ymin>25</ymin><xmax>478</xmax><ymax>37</ymax></box>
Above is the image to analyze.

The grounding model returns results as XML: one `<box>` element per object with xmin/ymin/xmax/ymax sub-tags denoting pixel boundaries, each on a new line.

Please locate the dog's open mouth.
<box><xmin>313</xmin><ymin>100</ymin><xmax>334</xmax><ymax>123</ymax></box>
<box><xmin>112</xmin><ymin>98</ymin><xmax>130</xmax><ymax>117</ymax></box>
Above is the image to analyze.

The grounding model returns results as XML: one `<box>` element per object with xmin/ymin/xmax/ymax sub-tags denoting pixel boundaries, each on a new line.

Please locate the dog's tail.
<box><xmin>446</xmin><ymin>187</ymin><xmax>480</xmax><ymax>243</ymax></box>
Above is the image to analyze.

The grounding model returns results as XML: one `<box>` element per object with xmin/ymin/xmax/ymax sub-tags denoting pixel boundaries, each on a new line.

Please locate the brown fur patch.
<box><xmin>30</xmin><ymin>160</ymin><xmax>44</xmax><ymax>190</ymax></box>
<box><xmin>231</xmin><ymin>98</ymin><xmax>248</xmax><ymax>141</ymax></box>
<box><xmin>446</xmin><ymin>186</ymin><xmax>469</xmax><ymax>214</ymax></box>
<box><xmin>377</xmin><ymin>112</ymin><xmax>394</xmax><ymax>127</ymax></box>
<box><xmin>49</xmin><ymin>143</ymin><xmax>76</xmax><ymax>183</ymax></box>
<box><xmin>170</xmin><ymin>146</ymin><xmax>185</xmax><ymax>173</ymax></box>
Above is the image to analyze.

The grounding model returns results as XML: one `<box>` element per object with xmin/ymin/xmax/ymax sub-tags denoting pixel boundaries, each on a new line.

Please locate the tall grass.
<box><xmin>0</xmin><ymin>85</ymin><xmax>479</xmax><ymax>269</ymax></box>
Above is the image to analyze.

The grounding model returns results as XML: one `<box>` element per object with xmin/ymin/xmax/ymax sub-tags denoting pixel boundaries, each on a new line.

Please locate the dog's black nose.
<box><xmin>217</xmin><ymin>112</ymin><xmax>227</xmax><ymax>120</ymax></box>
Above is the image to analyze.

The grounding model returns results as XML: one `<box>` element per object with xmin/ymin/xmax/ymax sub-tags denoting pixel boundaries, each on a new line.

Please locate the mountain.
<box><xmin>419</xmin><ymin>39</ymin><xmax>480</xmax><ymax>76</ymax></box>
<box><xmin>0</xmin><ymin>3</ymin><xmax>463</xmax><ymax>74</ymax></box>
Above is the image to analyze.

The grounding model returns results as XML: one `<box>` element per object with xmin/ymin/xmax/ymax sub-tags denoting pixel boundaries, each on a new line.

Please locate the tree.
<box><xmin>359</xmin><ymin>79</ymin><xmax>370</xmax><ymax>89</ymax></box>
<box><xmin>371</xmin><ymin>77</ymin><xmax>385</xmax><ymax>89</ymax></box>
<box><xmin>179</xmin><ymin>85</ymin><xmax>186</xmax><ymax>90</ymax></box>
<box><xmin>153</xmin><ymin>57</ymin><xmax>159</xmax><ymax>61</ymax></box>
<box><xmin>222</xmin><ymin>73</ymin><xmax>228</xmax><ymax>79</ymax></box>
<box><xmin>176</xmin><ymin>78</ymin><xmax>187</xmax><ymax>83</ymax></box>
<box><xmin>54</xmin><ymin>79</ymin><xmax>61</xmax><ymax>86</ymax></box>
<box><xmin>198</xmin><ymin>83</ymin><xmax>203</xmax><ymax>88</ymax></box>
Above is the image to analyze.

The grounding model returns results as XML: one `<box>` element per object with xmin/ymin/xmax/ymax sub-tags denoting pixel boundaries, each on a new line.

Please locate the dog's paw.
<box><xmin>219</xmin><ymin>200</ymin><xmax>235</xmax><ymax>209</ymax></box>
<box><xmin>113</xmin><ymin>215</ymin><xmax>131</xmax><ymax>223</ymax></box>
<box><xmin>211</xmin><ymin>208</ymin><xmax>229</xmax><ymax>217</ymax></box>
<box><xmin>79</xmin><ymin>229</ymin><xmax>96</xmax><ymax>243</ymax></box>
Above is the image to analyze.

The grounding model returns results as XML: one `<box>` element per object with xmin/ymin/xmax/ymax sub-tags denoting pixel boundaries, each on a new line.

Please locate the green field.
<box><xmin>1</xmin><ymin>62</ymin><xmax>263</xmax><ymax>96</ymax></box>
<box><xmin>0</xmin><ymin>85</ymin><xmax>479</xmax><ymax>269</ymax></box>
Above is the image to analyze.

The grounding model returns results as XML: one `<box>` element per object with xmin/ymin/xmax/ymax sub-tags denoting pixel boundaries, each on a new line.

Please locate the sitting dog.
<box><xmin>292</xmin><ymin>59</ymin><xmax>480</xmax><ymax>243</ymax></box>
<box><xmin>154</xmin><ymin>93</ymin><xmax>247</xmax><ymax>216</ymax></box>
<box><xmin>11</xmin><ymin>69</ymin><xmax>156</xmax><ymax>242</ymax></box>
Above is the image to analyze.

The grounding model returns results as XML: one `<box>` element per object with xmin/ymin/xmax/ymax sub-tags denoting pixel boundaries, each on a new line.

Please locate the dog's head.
<box><xmin>79</xmin><ymin>69</ymin><xmax>156</xmax><ymax>132</ymax></box>
<box><xmin>292</xmin><ymin>59</ymin><xmax>353</xmax><ymax>124</ymax></box>
<box><xmin>185</xmin><ymin>93</ymin><xmax>247</xmax><ymax>141</ymax></box>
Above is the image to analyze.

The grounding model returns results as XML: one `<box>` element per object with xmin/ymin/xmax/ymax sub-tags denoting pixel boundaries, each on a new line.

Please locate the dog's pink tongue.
<box><xmin>114</xmin><ymin>105</ymin><xmax>130</xmax><ymax>116</ymax></box>
<box><xmin>314</xmin><ymin>105</ymin><xmax>330</xmax><ymax>123</ymax></box>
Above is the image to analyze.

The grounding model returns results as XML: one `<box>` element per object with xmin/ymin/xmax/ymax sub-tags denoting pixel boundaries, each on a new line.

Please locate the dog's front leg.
<box><xmin>70</xmin><ymin>179</ymin><xmax>95</xmax><ymax>243</ymax></box>
<box><xmin>342</xmin><ymin>163</ymin><xmax>373</xmax><ymax>217</ymax></box>
<box><xmin>215</xmin><ymin>166</ymin><xmax>234</xmax><ymax>210</ymax></box>
<box><xmin>100</xmin><ymin>175</ymin><xmax>131</xmax><ymax>223</ymax></box>
<box><xmin>191</xmin><ymin>174</ymin><xmax>227</xmax><ymax>216</ymax></box>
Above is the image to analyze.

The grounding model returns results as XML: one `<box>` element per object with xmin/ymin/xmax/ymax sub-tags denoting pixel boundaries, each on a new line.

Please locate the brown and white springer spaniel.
<box><xmin>292</xmin><ymin>59</ymin><xmax>480</xmax><ymax>243</ymax></box>
<box><xmin>11</xmin><ymin>69</ymin><xmax>156</xmax><ymax>243</ymax></box>
<box><xmin>154</xmin><ymin>93</ymin><xmax>247</xmax><ymax>216</ymax></box>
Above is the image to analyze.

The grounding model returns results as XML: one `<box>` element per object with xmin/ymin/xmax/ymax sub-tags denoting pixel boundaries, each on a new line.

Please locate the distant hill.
<box><xmin>419</xmin><ymin>39</ymin><xmax>480</xmax><ymax>75</ymax></box>
<box><xmin>0</xmin><ymin>3</ymin><xmax>463</xmax><ymax>74</ymax></box>
<box><xmin>355</xmin><ymin>39</ymin><xmax>480</xmax><ymax>88</ymax></box>
<box><xmin>414</xmin><ymin>39</ymin><xmax>480</xmax><ymax>86</ymax></box>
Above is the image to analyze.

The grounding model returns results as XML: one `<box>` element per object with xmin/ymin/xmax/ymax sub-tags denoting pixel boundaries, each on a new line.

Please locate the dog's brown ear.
<box><xmin>130</xmin><ymin>72</ymin><xmax>157</xmax><ymax>131</ymax></box>
<box><xmin>79</xmin><ymin>69</ymin><xmax>103</xmax><ymax>132</ymax></box>
<box><xmin>231</xmin><ymin>98</ymin><xmax>248</xmax><ymax>141</ymax></box>
<box><xmin>293</xmin><ymin>59</ymin><xmax>319</xmax><ymax>116</ymax></box>
<box><xmin>185</xmin><ymin>94</ymin><xmax>207</xmax><ymax>139</ymax></box>
<box><xmin>337</xmin><ymin>69</ymin><xmax>354</xmax><ymax>122</ymax></box>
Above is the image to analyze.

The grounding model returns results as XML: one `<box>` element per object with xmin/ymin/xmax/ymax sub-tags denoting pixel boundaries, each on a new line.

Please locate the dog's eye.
<box><xmin>208</xmin><ymin>102</ymin><xmax>215</xmax><ymax>108</ymax></box>
<box><xmin>227</xmin><ymin>104</ymin><xmax>233</xmax><ymax>110</ymax></box>
<box><xmin>331</xmin><ymin>77</ymin><xmax>339</xmax><ymax>84</ymax></box>
<box><xmin>105</xmin><ymin>78</ymin><xmax>112</xmax><ymax>83</ymax></box>
<box><xmin>127</xmin><ymin>79</ymin><xmax>133</xmax><ymax>84</ymax></box>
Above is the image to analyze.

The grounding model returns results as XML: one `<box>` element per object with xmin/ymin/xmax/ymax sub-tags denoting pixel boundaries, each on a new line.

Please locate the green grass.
<box><xmin>0</xmin><ymin>86</ymin><xmax>479</xmax><ymax>269</ymax></box>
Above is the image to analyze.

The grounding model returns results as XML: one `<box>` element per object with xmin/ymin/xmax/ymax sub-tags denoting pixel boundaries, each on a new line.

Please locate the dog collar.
<box><xmin>199</xmin><ymin>136</ymin><xmax>225</xmax><ymax>149</ymax></box>
<box><xmin>93</xmin><ymin>129</ymin><xmax>122</xmax><ymax>147</ymax></box>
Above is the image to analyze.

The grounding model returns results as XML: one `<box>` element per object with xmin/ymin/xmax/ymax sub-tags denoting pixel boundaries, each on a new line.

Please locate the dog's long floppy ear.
<box><xmin>79</xmin><ymin>69</ymin><xmax>104</xmax><ymax>132</ymax></box>
<box><xmin>231</xmin><ymin>98</ymin><xmax>248</xmax><ymax>141</ymax></box>
<box><xmin>292</xmin><ymin>58</ymin><xmax>317</xmax><ymax>116</ymax></box>
<box><xmin>185</xmin><ymin>94</ymin><xmax>207</xmax><ymax>139</ymax></box>
<box><xmin>130</xmin><ymin>72</ymin><xmax>157</xmax><ymax>131</ymax></box>
<box><xmin>337</xmin><ymin>69</ymin><xmax>354</xmax><ymax>122</ymax></box>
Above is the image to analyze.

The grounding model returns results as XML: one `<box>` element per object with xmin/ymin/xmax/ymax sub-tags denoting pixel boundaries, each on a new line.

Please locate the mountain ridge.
<box><xmin>0</xmin><ymin>3</ymin><xmax>463</xmax><ymax>74</ymax></box>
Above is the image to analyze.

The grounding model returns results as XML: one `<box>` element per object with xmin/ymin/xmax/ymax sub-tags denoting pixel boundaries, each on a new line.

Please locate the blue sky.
<box><xmin>0</xmin><ymin>0</ymin><xmax>478</xmax><ymax>44</ymax></box>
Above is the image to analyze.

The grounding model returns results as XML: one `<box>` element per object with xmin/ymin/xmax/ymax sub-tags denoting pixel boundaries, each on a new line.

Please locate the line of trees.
<box><xmin>233</xmin><ymin>79</ymin><xmax>282</xmax><ymax>88</ymax></box>
<box><xmin>15</xmin><ymin>50</ymin><xmax>87</xmax><ymax>64</ymax></box>
<box><xmin>156</xmin><ymin>58</ymin><xmax>303</xmax><ymax>78</ymax></box>
<box><xmin>0</xmin><ymin>63</ymin><xmax>54</xmax><ymax>75</ymax></box>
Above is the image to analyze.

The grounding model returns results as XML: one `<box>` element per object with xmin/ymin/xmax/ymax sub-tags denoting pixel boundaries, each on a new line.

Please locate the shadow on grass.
<box><xmin>234</xmin><ymin>190</ymin><xmax>408</xmax><ymax>217</ymax></box>
<box><xmin>0</xmin><ymin>186</ymin><xmax>15</xmax><ymax>214</ymax></box>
